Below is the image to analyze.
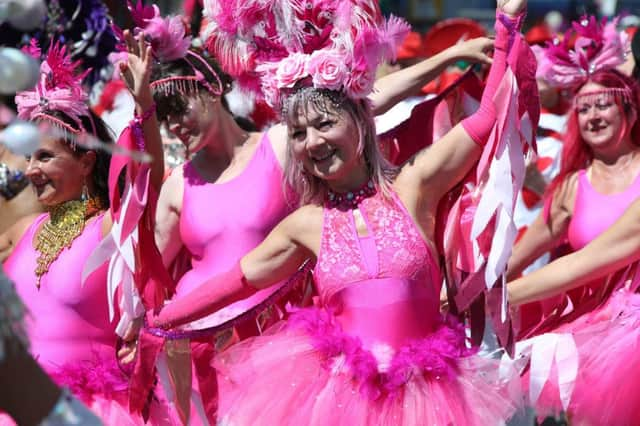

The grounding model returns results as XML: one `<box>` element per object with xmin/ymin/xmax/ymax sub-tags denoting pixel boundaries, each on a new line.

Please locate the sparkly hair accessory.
<box><xmin>203</xmin><ymin>0</ymin><xmax>410</xmax><ymax>108</ymax></box>
<box><xmin>14</xmin><ymin>40</ymin><xmax>94</xmax><ymax>140</ymax></box>
<box><xmin>119</xmin><ymin>1</ymin><xmax>223</xmax><ymax>98</ymax></box>
<box><xmin>537</xmin><ymin>15</ymin><xmax>629</xmax><ymax>88</ymax></box>
<box><xmin>573</xmin><ymin>87</ymin><xmax>635</xmax><ymax>109</ymax></box>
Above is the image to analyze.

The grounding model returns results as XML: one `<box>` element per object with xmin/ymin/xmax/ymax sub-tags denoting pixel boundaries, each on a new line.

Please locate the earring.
<box><xmin>81</xmin><ymin>182</ymin><xmax>90</xmax><ymax>202</ymax></box>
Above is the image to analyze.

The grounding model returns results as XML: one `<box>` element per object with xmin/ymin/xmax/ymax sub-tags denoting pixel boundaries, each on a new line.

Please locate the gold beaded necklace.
<box><xmin>34</xmin><ymin>197</ymin><xmax>102</xmax><ymax>289</ymax></box>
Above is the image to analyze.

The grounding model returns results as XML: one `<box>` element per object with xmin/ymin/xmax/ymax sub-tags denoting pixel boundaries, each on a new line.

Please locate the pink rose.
<box><xmin>308</xmin><ymin>50</ymin><xmax>347</xmax><ymax>91</ymax></box>
<box><xmin>276</xmin><ymin>53</ymin><xmax>309</xmax><ymax>89</ymax></box>
<box><xmin>345</xmin><ymin>69</ymin><xmax>375</xmax><ymax>99</ymax></box>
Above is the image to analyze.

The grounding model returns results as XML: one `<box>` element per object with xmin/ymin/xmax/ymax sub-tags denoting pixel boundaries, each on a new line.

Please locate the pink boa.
<box><xmin>288</xmin><ymin>308</ymin><xmax>474</xmax><ymax>400</ymax></box>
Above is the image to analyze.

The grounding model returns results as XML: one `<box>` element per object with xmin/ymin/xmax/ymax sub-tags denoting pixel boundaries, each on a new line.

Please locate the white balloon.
<box><xmin>0</xmin><ymin>0</ymin><xmax>47</xmax><ymax>31</ymax></box>
<box><xmin>0</xmin><ymin>121</ymin><xmax>41</xmax><ymax>156</ymax></box>
<box><xmin>0</xmin><ymin>48</ymin><xmax>40</xmax><ymax>94</ymax></box>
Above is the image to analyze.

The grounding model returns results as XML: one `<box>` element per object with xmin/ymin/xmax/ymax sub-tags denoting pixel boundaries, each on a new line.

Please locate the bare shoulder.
<box><xmin>266</xmin><ymin>123</ymin><xmax>288</xmax><ymax>167</ymax></box>
<box><xmin>552</xmin><ymin>172</ymin><xmax>579</xmax><ymax>215</ymax></box>
<box><xmin>159</xmin><ymin>163</ymin><xmax>185</xmax><ymax>211</ymax></box>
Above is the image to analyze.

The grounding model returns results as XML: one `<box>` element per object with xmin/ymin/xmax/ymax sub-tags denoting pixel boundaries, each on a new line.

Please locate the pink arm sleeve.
<box><xmin>149</xmin><ymin>261</ymin><xmax>255</xmax><ymax>329</ymax></box>
<box><xmin>461</xmin><ymin>11</ymin><xmax>525</xmax><ymax>146</ymax></box>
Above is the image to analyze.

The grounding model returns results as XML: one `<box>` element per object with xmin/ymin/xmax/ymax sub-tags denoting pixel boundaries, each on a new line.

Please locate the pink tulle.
<box><xmin>528</xmin><ymin>290</ymin><xmax>640</xmax><ymax>425</ymax></box>
<box><xmin>214</xmin><ymin>307</ymin><xmax>522</xmax><ymax>426</ymax></box>
<box><xmin>288</xmin><ymin>308</ymin><xmax>474</xmax><ymax>400</ymax></box>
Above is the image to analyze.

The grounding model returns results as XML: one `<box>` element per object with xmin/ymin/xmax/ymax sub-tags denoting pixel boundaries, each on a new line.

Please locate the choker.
<box><xmin>34</xmin><ymin>197</ymin><xmax>102</xmax><ymax>289</ymax></box>
<box><xmin>326</xmin><ymin>180</ymin><xmax>376</xmax><ymax>210</ymax></box>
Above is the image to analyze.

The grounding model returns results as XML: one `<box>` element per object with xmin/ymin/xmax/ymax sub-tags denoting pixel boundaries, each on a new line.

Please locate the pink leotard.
<box><xmin>314</xmin><ymin>190</ymin><xmax>443</xmax><ymax>350</ymax></box>
<box><xmin>568</xmin><ymin>170</ymin><xmax>640</xmax><ymax>250</ymax></box>
<box><xmin>3</xmin><ymin>212</ymin><xmax>113</xmax><ymax>373</ymax></box>
<box><xmin>176</xmin><ymin>132</ymin><xmax>292</xmax><ymax>325</ymax></box>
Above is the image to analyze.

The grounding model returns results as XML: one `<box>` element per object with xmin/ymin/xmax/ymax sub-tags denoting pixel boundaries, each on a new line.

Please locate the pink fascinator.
<box><xmin>15</xmin><ymin>40</ymin><xmax>93</xmax><ymax>139</ymax></box>
<box><xmin>203</xmin><ymin>0</ymin><xmax>410</xmax><ymax>108</ymax></box>
<box><xmin>537</xmin><ymin>15</ymin><xmax>629</xmax><ymax>89</ymax></box>
<box><xmin>121</xmin><ymin>1</ymin><xmax>223</xmax><ymax>98</ymax></box>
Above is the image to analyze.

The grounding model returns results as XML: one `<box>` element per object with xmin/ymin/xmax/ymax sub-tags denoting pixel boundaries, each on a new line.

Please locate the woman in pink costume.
<box><xmin>127</xmin><ymin>3</ymin><xmax>495</xmax><ymax>422</ymax></box>
<box><xmin>146</xmin><ymin>0</ymin><xmax>533</xmax><ymax>423</ymax></box>
<box><xmin>0</xmin><ymin>38</ymin><xmax>169</xmax><ymax>424</ymax></box>
<box><xmin>509</xmin><ymin>194</ymin><xmax>640</xmax><ymax>425</ymax></box>
<box><xmin>507</xmin><ymin>18</ymin><xmax>640</xmax><ymax>334</ymax></box>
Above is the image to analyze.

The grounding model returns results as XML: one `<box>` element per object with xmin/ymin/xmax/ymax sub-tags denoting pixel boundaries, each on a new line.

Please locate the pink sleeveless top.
<box><xmin>314</xmin><ymin>190</ymin><xmax>443</xmax><ymax>351</ymax></box>
<box><xmin>176</xmin><ymin>133</ymin><xmax>292</xmax><ymax>324</ymax></box>
<box><xmin>568</xmin><ymin>170</ymin><xmax>640</xmax><ymax>250</ymax></box>
<box><xmin>3</xmin><ymin>212</ymin><xmax>114</xmax><ymax>373</ymax></box>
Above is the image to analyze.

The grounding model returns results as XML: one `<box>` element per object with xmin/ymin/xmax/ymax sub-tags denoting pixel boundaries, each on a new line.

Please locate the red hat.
<box><xmin>525</xmin><ymin>23</ymin><xmax>553</xmax><ymax>46</ymax></box>
<box><xmin>397</xmin><ymin>31</ymin><xmax>425</xmax><ymax>60</ymax></box>
<box><xmin>423</xmin><ymin>18</ymin><xmax>486</xmax><ymax>57</ymax></box>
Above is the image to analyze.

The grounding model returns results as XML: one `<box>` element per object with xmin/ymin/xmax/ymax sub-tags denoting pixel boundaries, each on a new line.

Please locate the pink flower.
<box><xmin>275</xmin><ymin>53</ymin><xmax>309</xmax><ymax>88</ymax></box>
<box><xmin>345</xmin><ymin>68</ymin><xmax>375</xmax><ymax>99</ymax></box>
<box><xmin>257</xmin><ymin>64</ymin><xmax>281</xmax><ymax>107</ymax></box>
<box><xmin>308</xmin><ymin>50</ymin><xmax>347</xmax><ymax>91</ymax></box>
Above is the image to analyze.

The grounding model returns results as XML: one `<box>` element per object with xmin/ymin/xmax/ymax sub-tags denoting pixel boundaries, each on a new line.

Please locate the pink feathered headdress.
<box><xmin>203</xmin><ymin>0</ymin><xmax>410</xmax><ymax>108</ymax></box>
<box><xmin>537</xmin><ymin>15</ymin><xmax>630</xmax><ymax>89</ymax></box>
<box><xmin>118</xmin><ymin>1</ymin><xmax>223</xmax><ymax>98</ymax></box>
<box><xmin>15</xmin><ymin>40</ymin><xmax>93</xmax><ymax>139</ymax></box>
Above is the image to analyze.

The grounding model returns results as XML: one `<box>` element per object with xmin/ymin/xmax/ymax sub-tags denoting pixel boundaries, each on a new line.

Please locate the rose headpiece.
<box><xmin>203</xmin><ymin>0</ymin><xmax>410</xmax><ymax>108</ymax></box>
<box><xmin>537</xmin><ymin>15</ymin><xmax>629</xmax><ymax>89</ymax></box>
<box><xmin>15</xmin><ymin>40</ymin><xmax>94</xmax><ymax>139</ymax></box>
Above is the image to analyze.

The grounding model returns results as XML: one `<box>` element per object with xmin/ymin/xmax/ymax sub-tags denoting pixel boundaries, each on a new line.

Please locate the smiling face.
<box><xmin>164</xmin><ymin>93</ymin><xmax>219</xmax><ymax>155</ymax></box>
<box><xmin>25</xmin><ymin>136</ymin><xmax>95</xmax><ymax>207</ymax></box>
<box><xmin>575</xmin><ymin>82</ymin><xmax>629</xmax><ymax>152</ymax></box>
<box><xmin>286</xmin><ymin>96</ymin><xmax>364</xmax><ymax>185</ymax></box>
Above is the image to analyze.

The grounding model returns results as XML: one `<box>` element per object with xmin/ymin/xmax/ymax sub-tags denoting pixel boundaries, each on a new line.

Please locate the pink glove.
<box><xmin>148</xmin><ymin>261</ymin><xmax>255</xmax><ymax>329</ymax></box>
<box><xmin>461</xmin><ymin>11</ymin><xmax>526</xmax><ymax>146</ymax></box>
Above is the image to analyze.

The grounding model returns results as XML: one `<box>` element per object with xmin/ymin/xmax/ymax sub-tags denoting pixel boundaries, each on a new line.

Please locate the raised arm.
<box><xmin>509</xmin><ymin>197</ymin><xmax>640</xmax><ymax>306</ymax></box>
<box><xmin>370</xmin><ymin>37</ymin><xmax>494</xmax><ymax>116</ymax></box>
<box><xmin>149</xmin><ymin>206</ymin><xmax>320</xmax><ymax>329</ymax></box>
<box><xmin>397</xmin><ymin>0</ymin><xmax>525</xmax><ymax>206</ymax></box>
<box><xmin>120</xmin><ymin>30</ymin><xmax>165</xmax><ymax>190</ymax></box>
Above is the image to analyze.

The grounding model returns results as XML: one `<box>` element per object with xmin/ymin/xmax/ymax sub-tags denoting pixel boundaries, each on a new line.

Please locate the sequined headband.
<box><xmin>150</xmin><ymin>51</ymin><xmax>223</xmax><ymax>97</ymax></box>
<box><xmin>573</xmin><ymin>87</ymin><xmax>635</xmax><ymax>109</ymax></box>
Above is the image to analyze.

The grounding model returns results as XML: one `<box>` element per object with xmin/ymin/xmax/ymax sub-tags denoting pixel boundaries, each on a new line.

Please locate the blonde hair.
<box><xmin>282</xmin><ymin>88</ymin><xmax>398</xmax><ymax>206</ymax></box>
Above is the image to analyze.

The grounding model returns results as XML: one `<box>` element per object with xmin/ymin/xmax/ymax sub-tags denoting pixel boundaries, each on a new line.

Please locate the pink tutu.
<box><xmin>567</xmin><ymin>290</ymin><xmax>640</xmax><ymax>426</ymax></box>
<box><xmin>527</xmin><ymin>289</ymin><xmax>640</xmax><ymax>425</ymax></box>
<box><xmin>215</xmin><ymin>307</ymin><xmax>521</xmax><ymax>426</ymax></box>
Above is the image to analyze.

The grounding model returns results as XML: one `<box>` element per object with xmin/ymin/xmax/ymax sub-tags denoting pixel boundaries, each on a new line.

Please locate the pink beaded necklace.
<box><xmin>325</xmin><ymin>180</ymin><xmax>376</xmax><ymax>210</ymax></box>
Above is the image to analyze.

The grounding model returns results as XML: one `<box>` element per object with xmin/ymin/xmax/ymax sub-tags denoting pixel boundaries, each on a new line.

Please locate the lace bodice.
<box><xmin>314</xmin><ymin>190</ymin><xmax>441</xmax><ymax>306</ymax></box>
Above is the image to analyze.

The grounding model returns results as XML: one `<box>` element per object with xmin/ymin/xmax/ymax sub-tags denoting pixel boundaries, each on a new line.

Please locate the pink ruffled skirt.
<box><xmin>214</xmin><ymin>307</ymin><xmax>522</xmax><ymax>425</ymax></box>
<box><xmin>528</xmin><ymin>289</ymin><xmax>640</xmax><ymax>425</ymax></box>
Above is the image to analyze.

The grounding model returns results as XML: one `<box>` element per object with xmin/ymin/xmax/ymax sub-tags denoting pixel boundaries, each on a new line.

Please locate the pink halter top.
<box><xmin>176</xmin><ymin>133</ymin><xmax>292</xmax><ymax>325</ymax></box>
<box><xmin>568</xmin><ymin>170</ymin><xmax>640</xmax><ymax>250</ymax></box>
<box><xmin>2</xmin><ymin>212</ymin><xmax>113</xmax><ymax>372</ymax></box>
<box><xmin>314</xmin><ymin>190</ymin><xmax>443</xmax><ymax>351</ymax></box>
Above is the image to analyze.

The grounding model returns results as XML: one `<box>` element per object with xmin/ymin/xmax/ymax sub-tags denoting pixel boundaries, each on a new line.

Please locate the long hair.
<box><xmin>282</xmin><ymin>88</ymin><xmax>398</xmax><ymax>206</ymax></box>
<box><xmin>544</xmin><ymin>68</ymin><xmax>640</xmax><ymax>205</ymax></box>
